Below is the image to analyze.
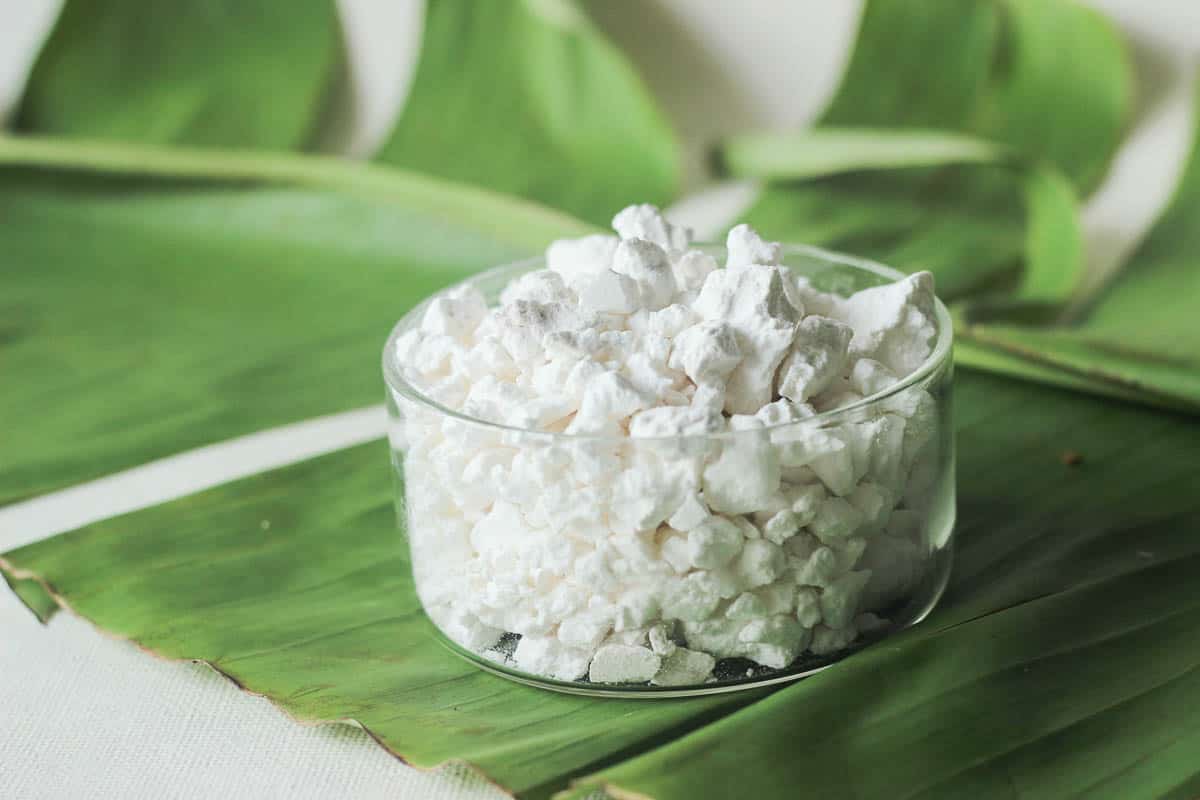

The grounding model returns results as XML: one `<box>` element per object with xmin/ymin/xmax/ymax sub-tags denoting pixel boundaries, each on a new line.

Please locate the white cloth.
<box><xmin>0</xmin><ymin>589</ymin><xmax>509</xmax><ymax>800</ymax></box>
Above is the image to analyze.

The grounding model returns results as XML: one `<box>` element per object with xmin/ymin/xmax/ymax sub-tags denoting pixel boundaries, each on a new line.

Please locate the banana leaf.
<box><xmin>956</xmin><ymin>79</ymin><xmax>1200</xmax><ymax>412</ymax></box>
<box><xmin>821</xmin><ymin>0</ymin><xmax>1130</xmax><ymax>192</ymax></box>
<box><xmin>373</xmin><ymin>0</ymin><xmax>679</xmax><ymax>224</ymax></box>
<box><xmin>14</xmin><ymin>0</ymin><xmax>679</xmax><ymax>226</ymax></box>
<box><xmin>0</xmin><ymin>136</ymin><xmax>591</xmax><ymax>506</ymax></box>
<box><xmin>720</xmin><ymin>129</ymin><xmax>1010</xmax><ymax>181</ymax></box>
<box><xmin>2</xmin><ymin>573</ymin><xmax>58</xmax><ymax>623</ymax></box>
<box><xmin>721</xmin><ymin>0</ymin><xmax>1200</xmax><ymax>414</ymax></box>
<box><xmin>5</xmin><ymin>370</ymin><xmax>1199</xmax><ymax>799</ymax></box>
<box><xmin>723</xmin><ymin>136</ymin><xmax>1082</xmax><ymax>304</ymax></box>
<box><xmin>721</xmin><ymin>0</ymin><xmax>1129</xmax><ymax>315</ymax></box>
<box><xmin>15</xmin><ymin>0</ymin><xmax>342</xmax><ymax>150</ymax></box>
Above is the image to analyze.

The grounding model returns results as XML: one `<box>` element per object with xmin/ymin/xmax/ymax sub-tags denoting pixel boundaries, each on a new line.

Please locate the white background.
<box><xmin>2</xmin><ymin>1</ymin><xmax>1198</xmax><ymax>798</ymax></box>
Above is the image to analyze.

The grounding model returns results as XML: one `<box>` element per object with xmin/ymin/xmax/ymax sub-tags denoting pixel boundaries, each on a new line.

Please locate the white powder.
<box><xmin>390</xmin><ymin>205</ymin><xmax>946</xmax><ymax>686</ymax></box>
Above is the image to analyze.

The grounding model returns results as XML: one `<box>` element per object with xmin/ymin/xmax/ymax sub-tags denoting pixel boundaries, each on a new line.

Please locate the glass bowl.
<box><xmin>383</xmin><ymin>244</ymin><xmax>955</xmax><ymax>697</ymax></box>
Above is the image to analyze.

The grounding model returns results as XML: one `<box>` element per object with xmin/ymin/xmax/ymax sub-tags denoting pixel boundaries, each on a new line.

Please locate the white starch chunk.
<box><xmin>588</xmin><ymin>644</ymin><xmax>662</xmax><ymax>684</ymax></box>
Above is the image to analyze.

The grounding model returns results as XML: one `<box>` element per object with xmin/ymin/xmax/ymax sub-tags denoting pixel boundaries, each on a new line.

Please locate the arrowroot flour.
<box><xmin>385</xmin><ymin>205</ymin><xmax>954</xmax><ymax>688</ymax></box>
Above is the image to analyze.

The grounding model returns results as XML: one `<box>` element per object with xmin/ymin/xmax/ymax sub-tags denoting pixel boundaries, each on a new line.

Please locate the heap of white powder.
<box><xmin>390</xmin><ymin>204</ymin><xmax>945</xmax><ymax>685</ymax></box>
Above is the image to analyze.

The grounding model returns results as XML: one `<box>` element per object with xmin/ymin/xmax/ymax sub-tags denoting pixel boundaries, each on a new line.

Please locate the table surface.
<box><xmin>2</xmin><ymin>1</ymin><xmax>1197</xmax><ymax>797</ymax></box>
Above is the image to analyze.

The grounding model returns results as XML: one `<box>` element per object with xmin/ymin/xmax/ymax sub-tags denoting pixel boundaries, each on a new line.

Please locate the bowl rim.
<box><xmin>382</xmin><ymin>242</ymin><xmax>954</xmax><ymax>442</ymax></box>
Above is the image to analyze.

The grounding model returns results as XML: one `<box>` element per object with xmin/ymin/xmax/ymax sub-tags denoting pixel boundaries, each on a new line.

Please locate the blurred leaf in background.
<box><xmin>2</xmin><ymin>0</ymin><xmax>679</xmax><ymax>505</ymax></box>
<box><xmin>4</xmin><ymin>0</ymin><xmax>672</xmax><ymax>506</ymax></box>
<box><xmin>14</xmin><ymin>0</ymin><xmax>681</xmax><ymax>222</ymax></box>
<box><xmin>724</xmin><ymin>140</ymin><xmax>1081</xmax><ymax>303</ymax></box>
<box><xmin>820</xmin><ymin>0</ymin><xmax>1129</xmax><ymax>191</ymax></box>
<box><xmin>718</xmin><ymin>0</ymin><xmax>1200</xmax><ymax>413</ymax></box>
<box><xmin>0</xmin><ymin>138</ymin><xmax>589</xmax><ymax>505</ymax></box>
<box><xmin>374</xmin><ymin>0</ymin><xmax>679</xmax><ymax>224</ymax></box>
<box><xmin>723</xmin><ymin>0</ymin><xmax>1129</xmax><ymax>306</ymax></box>
<box><xmin>16</xmin><ymin>0</ymin><xmax>343</xmax><ymax>149</ymax></box>
<box><xmin>958</xmin><ymin>79</ymin><xmax>1200</xmax><ymax>411</ymax></box>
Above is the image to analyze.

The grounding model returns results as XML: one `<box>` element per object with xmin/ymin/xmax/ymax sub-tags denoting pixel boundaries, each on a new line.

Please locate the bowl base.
<box><xmin>431</xmin><ymin>534</ymin><xmax>955</xmax><ymax>699</ymax></box>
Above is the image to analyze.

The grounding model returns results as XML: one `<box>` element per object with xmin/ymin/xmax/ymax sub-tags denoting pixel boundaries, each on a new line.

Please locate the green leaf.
<box><xmin>822</xmin><ymin>0</ymin><xmax>1130</xmax><ymax>191</ymax></box>
<box><xmin>952</xmin><ymin>337</ymin><xmax>1191</xmax><ymax>413</ymax></box>
<box><xmin>722</xmin><ymin>0</ymin><xmax>1145</xmax><ymax>407</ymax></box>
<box><xmin>0</xmin><ymin>135</ymin><xmax>591</xmax><ymax>505</ymax></box>
<box><xmin>718</xmin><ymin>0</ymin><xmax>1126</xmax><ymax>309</ymax></box>
<box><xmin>735</xmin><ymin>164</ymin><xmax>1074</xmax><ymax>303</ymax></box>
<box><xmin>968</xmin><ymin>0</ymin><xmax>1131</xmax><ymax>192</ymax></box>
<box><xmin>2</xmin><ymin>573</ymin><xmax>58</xmax><ymax>623</ymax></box>
<box><xmin>373</xmin><ymin>0</ymin><xmax>679</xmax><ymax>224</ymax></box>
<box><xmin>818</xmin><ymin>0</ymin><xmax>999</xmax><ymax>138</ymax></box>
<box><xmin>957</xmin><ymin>326</ymin><xmax>1200</xmax><ymax>413</ymax></box>
<box><xmin>957</xmin><ymin>78</ymin><xmax>1200</xmax><ymax>412</ymax></box>
<box><xmin>561</xmin><ymin>371</ymin><xmax>1200</xmax><ymax>799</ymax></box>
<box><xmin>721</xmin><ymin>128</ymin><xmax>1010</xmax><ymax>182</ymax></box>
<box><xmin>1017</xmin><ymin>164</ymin><xmax>1083</xmax><ymax>302</ymax></box>
<box><xmin>16</xmin><ymin>0</ymin><xmax>342</xmax><ymax>150</ymax></box>
<box><xmin>5</xmin><ymin>371</ymin><xmax>1199</xmax><ymax>798</ymax></box>
<box><xmin>721</xmin><ymin>131</ymin><xmax>1083</xmax><ymax>305</ymax></box>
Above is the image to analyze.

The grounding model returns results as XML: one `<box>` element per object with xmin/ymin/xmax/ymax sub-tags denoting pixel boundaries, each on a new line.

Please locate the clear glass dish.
<box><xmin>383</xmin><ymin>244</ymin><xmax>955</xmax><ymax>697</ymax></box>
